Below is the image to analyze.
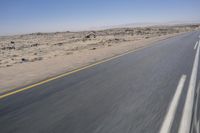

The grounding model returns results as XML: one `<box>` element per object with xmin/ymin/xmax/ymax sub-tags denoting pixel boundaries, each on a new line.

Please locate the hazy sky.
<box><xmin>0</xmin><ymin>0</ymin><xmax>200</xmax><ymax>35</ymax></box>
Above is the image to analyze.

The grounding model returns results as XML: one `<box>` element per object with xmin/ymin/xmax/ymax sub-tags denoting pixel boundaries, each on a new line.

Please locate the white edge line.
<box><xmin>159</xmin><ymin>75</ymin><xmax>187</xmax><ymax>133</ymax></box>
<box><xmin>191</xmin><ymin>80</ymin><xmax>200</xmax><ymax>133</ymax></box>
<box><xmin>194</xmin><ymin>81</ymin><xmax>200</xmax><ymax>132</ymax></box>
<box><xmin>194</xmin><ymin>41</ymin><xmax>199</xmax><ymax>50</ymax></box>
<box><xmin>197</xmin><ymin>120</ymin><xmax>200</xmax><ymax>133</ymax></box>
<box><xmin>178</xmin><ymin>40</ymin><xmax>200</xmax><ymax>133</ymax></box>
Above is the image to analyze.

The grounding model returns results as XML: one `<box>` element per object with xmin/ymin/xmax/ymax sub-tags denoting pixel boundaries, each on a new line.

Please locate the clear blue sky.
<box><xmin>0</xmin><ymin>0</ymin><xmax>200</xmax><ymax>35</ymax></box>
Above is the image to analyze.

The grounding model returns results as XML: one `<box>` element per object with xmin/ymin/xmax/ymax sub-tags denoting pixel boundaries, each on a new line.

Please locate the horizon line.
<box><xmin>1</xmin><ymin>20</ymin><xmax>200</xmax><ymax>37</ymax></box>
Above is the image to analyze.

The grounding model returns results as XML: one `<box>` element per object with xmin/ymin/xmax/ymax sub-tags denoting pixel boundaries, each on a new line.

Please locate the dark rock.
<box><xmin>21</xmin><ymin>58</ymin><xmax>28</xmax><ymax>62</ymax></box>
<box><xmin>35</xmin><ymin>57</ymin><xmax>43</xmax><ymax>61</ymax></box>
<box><xmin>36</xmin><ymin>32</ymin><xmax>43</xmax><ymax>35</ymax></box>
<box><xmin>6</xmin><ymin>64</ymin><xmax>12</xmax><ymax>67</ymax></box>
<box><xmin>1</xmin><ymin>46</ymin><xmax>15</xmax><ymax>50</ymax></box>
<box><xmin>91</xmin><ymin>47</ymin><xmax>96</xmax><ymax>50</ymax></box>
<box><xmin>85</xmin><ymin>32</ymin><xmax>96</xmax><ymax>39</ymax></box>
<box><xmin>54</xmin><ymin>43</ymin><xmax>63</xmax><ymax>46</ymax></box>
<box><xmin>145</xmin><ymin>36</ymin><xmax>150</xmax><ymax>39</ymax></box>
<box><xmin>31</xmin><ymin>43</ymin><xmax>39</xmax><ymax>47</ymax></box>
<box><xmin>12</xmin><ymin>54</ymin><xmax>18</xmax><ymax>57</ymax></box>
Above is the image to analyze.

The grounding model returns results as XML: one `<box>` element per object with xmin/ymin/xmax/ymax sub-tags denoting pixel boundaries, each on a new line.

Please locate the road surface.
<box><xmin>0</xmin><ymin>31</ymin><xmax>200</xmax><ymax>133</ymax></box>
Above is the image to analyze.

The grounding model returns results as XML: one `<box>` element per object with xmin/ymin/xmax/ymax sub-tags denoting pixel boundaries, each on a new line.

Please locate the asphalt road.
<box><xmin>0</xmin><ymin>31</ymin><xmax>200</xmax><ymax>133</ymax></box>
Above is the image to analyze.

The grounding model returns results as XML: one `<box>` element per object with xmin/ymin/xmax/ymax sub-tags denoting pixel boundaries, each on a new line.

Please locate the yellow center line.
<box><xmin>0</xmin><ymin>49</ymin><xmax>137</xmax><ymax>100</ymax></box>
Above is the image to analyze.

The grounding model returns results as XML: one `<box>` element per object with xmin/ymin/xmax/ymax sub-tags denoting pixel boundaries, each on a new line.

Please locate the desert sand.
<box><xmin>0</xmin><ymin>24</ymin><xmax>200</xmax><ymax>93</ymax></box>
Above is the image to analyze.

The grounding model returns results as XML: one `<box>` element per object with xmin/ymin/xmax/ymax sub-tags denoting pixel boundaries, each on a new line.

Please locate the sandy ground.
<box><xmin>0</xmin><ymin>24</ymin><xmax>200</xmax><ymax>93</ymax></box>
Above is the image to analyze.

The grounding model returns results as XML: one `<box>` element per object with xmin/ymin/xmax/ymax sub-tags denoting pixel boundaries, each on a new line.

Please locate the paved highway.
<box><xmin>0</xmin><ymin>31</ymin><xmax>200</xmax><ymax>133</ymax></box>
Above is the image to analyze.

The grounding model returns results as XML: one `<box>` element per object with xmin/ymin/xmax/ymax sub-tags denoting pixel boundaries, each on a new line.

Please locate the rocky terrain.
<box><xmin>1</xmin><ymin>24</ymin><xmax>200</xmax><ymax>68</ymax></box>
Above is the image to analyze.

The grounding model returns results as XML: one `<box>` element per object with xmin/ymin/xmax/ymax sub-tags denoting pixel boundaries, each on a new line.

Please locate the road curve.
<box><xmin>0</xmin><ymin>31</ymin><xmax>200</xmax><ymax>133</ymax></box>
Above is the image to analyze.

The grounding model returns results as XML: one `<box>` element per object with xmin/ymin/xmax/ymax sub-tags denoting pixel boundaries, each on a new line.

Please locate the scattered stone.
<box><xmin>136</xmin><ymin>30</ymin><xmax>143</xmax><ymax>35</ymax></box>
<box><xmin>1</xmin><ymin>46</ymin><xmax>15</xmax><ymax>50</ymax></box>
<box><xmin>145</xmin><ymin>36</ymin><xmax>150</xmax><ymax>39</ymax></box>
<box><xmin>85</xmin><ymin>32</ymin><xmax>96</xmax><ymax>39</ymax></box>
<box><xmin>30</xmin><ymin>57</ymin><xmax>43</xmax><ymax>62</ymax></box>
<box><xmin>21</xmin><ymin>58</ymin><xmax>29</xmax><ymax>62</ymax></box>
<box><xmin>6</xmin><ymin>64</ymin><xmax>12</xmax><ymax>67</ymax></box>
<box><xmin>71</xmin><ymin>36</ymin><xmax>75</xmax><ymax>39</ymax></box>
<box><xmin>12</xmin><ymin>54</ymin><xmax>18</xmax><ymax>57</ymax></box>
<box><xmin>36</xmin><ymin>32</ymin><xmax>43</xmax><ymax>35</ymax></box>
<box><xmin>31</xmin><ymin>43</ymin><xmax>39</xmax><ymax>47</ymax></box>
<box><xmin>10</xmin><ymin>41</ymin><xmax>15</xmax><ymax>44</ymax></box>
<box><xmin>35</xmin><ymin>57</ymin><xmax>43</xmax><ymax>61</ymax></box>
<box><xmin>66</xmin><ymin>52</ymin><xmax>73</xmax><ymax>55</ymax></box>
<box><xmin>54</xmin><ymin>42</ymin><xmax>63</xmax><ymax>46</ymax></box>
<box><xmin>91</xmin><ymin>47</ymin><xmax>96</xmax><ymax>50</ymax></box>
<box><xmin>145</xmin><ymin>28</ymin><xmax>151</xmax><ymax>31</ymax></box>
<box><xmin>71</xmin><ymin>47</ymin><xmax>79</xmax><ymax>51</ymax></box>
